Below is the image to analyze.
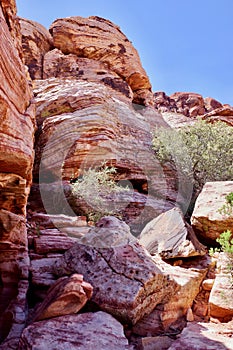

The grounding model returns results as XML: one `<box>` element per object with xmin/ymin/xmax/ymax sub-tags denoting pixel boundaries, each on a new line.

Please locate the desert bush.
<box><xmin>71</xmin><ymin>163</ymin><xmax>129</xmax><ymax>222</ymax></box>
<box><xmin>219</xmin><ymin>192</ymin><xmax>233</xmax><ymax>216</ymax></box>
<box><xmin>153</xmin><ymin>119</ymin><xmax>233</xmax><ymax>197</ymax></box>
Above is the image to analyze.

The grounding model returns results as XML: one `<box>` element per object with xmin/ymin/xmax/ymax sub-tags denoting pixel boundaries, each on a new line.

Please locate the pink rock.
<box><xmin>18</xmin><ymin>312</ymin><xmax>133</xmax><ymax>349</ymax></box>
<box><xmin>32</xmin><ymin>274</ymin><xmax>93</xmax><ymax>321</ymax></box>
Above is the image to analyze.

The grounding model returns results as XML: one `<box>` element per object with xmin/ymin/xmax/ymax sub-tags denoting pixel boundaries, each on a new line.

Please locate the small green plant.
<box><xmin>209</xmin><ymin>230</ymin><xmax>233</xmax><ymax>287</ymax></box>
<box><xmin>219</xmin><ymin>192</ymin><xmax>233</xmax><ymax>216</ymax></box>
<box><xmin>216</xmin><ymin>230</ymin><xmax>233</xmax><ymax>255</ymax></box>
<box><xmin>71</xmin><ymin>163</ymin><xmax>129</xmax><ymax>222</ymax></box>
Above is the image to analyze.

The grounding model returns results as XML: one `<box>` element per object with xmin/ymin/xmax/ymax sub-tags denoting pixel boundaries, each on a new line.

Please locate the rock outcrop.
<box><xmin>0</xmin><ymin>1</ymin><xmax>35</xmax><ymax>347</ymax></box>
<box><xmin>139</xmin><ymin>208</ymin><xmax>206</xmax><ymax>258</ymax></box>
<box><xmin>54</xmin><ymin>227</ymin><xmax>180</xmax><ymax>324</ymax></box>
<box><xmin>18</xmin><ymin>312</ymin><xmax>133</xmax><ymax>350</ymax></box>
<box><xmin>50</xmin><ymin>16</ymin><xmax>153</xmax><ymax>105</ymax></box>
<box><xmin>20</xmin><ymin>18</ymin><xmax>53</xmax><ymax>79</ymax></box>
<box><xmin>191</xmin><ymin>181</ymin><xmax>233</xmax><ymax>244</ymax></box>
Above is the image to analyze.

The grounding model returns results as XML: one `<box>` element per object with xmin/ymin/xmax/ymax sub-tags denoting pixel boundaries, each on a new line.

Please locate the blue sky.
<box><xmin>17</xmin><ymin>0</ymin><xmax>233</xmax><ymax>105</ymax></box>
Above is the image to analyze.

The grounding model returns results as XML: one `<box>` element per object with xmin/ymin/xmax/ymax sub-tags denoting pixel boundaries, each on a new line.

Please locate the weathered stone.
<box><xmin>209</xmin><ymin>253</ymin><xmax>233</xmax><ymax>322</ymax></box>
<box><xmin>191</xmin><ymin>181</ymin><xmax>233</xmax><ymax>244</ymax></box>
<box><xmin>34</xmin><ymin>233</ymin><xmax>75</xmax><ymax>254</ymax></box>
<box><xmin>49</xmin><ymin>16</ymin><xmax>153</xmax><ymax>105</ymax></box>
<box><xmin>138</xmin><ymin>336</ymin><xmax>173</xmax><ymax>350</ymax></box>
<box><xmin>170</xmin><ymin>92</ymin><xmax>206</xmax><ymax>117</ymax></box>
<box><xmin>54</xmin><ymin>229</ymin><xmax>180</xmax><ymax>324</ymax></box>
<box><xmin>0</xmin><ymin>7</ymin><xmax>35</xmax><ymax>181</ymax></box>
<box><xmin>43</xmin><ymin>48</ymin><xmax>133</xmax><ymax>100</ymax></box>
<box><xmin>139</xmin><ymin>208</ymin><xmax>206</xmax><ymax>258</ymax></box>
<box><xmin>30</xmin><ymin>257</ymin><xmax>58</xmax><ymax>289</ymax></box>
<box><xmin>203</xmin><ymin>105</ymin><xmax>233</xmax><ymax>126</ymax></box>
<box><xmin>20</xmin><ymin>18</ymin><xmax>53</xmax><ymax>79</ymax></box>
<box><xmin>0</xmin><ymin>0</ymin><xmax>23</xmax><ymax>59</ymax></box>
<box><xmin>0</xmin><ymin>280</ymin><xmax>28</xmax><ymax>350</ymax></box>
<box><xmin>18</xmin><ymin>312</ymin><xmax>132</xmax><ymax>350</ymax></box>
<box><xmin>161</xmin><ymin>111</ymin><xmax>195</xmax><ymax>128</ymax></box>
<box><xmin>32</xmin><ymin>78</ymin><xmax>190</xmax><ymax>235</ymax></box>
<box><xmin>32</xmin><ymin>274</ymin><xmax>93</xmax><ymax>321</ymax></box>
<box><xmin>132</xmin><ymin>256</ymin><xmax>206</xmax><ymax>335</ymax></box>
<box><xmin>0</xmin><ymin>174</ymin><xmax>28</xmax><ymax>215</ymax></box>
<box><xmin>204</xmin><ymin>97</ymin><xmax>222</xmax><ymax>112</ymax></box>
<box><xmin>168</xmin><ymin>321</ymin><xmax>233</xmax><ymax>350</ymax></box>
<box><xmin>78</xmin><ymin>216</ymin><xmax>136</xmax><ymax>248</ymax></box>
<box><xmin>202</xmin><ymin>278</ymin><xmax>214</xmax><ymax>291</ymax></box>
<box><xmin>154</xmin><ymin>91</ymin><xmax>177</xmax><ymax>113</ymax></box>
<box><xmin>0</xmin><ymin>3</ymin><xmax>35</xmax><ymax>345</ymax></box>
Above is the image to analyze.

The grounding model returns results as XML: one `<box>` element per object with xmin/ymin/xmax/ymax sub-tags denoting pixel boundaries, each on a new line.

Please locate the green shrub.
<box><xmin>153</xmin><ymin>119</ymin><xmax>233</xmax><ymax>197</ymax></box>
<box><xmin>219</xmin><ymin>192</ymin><xmax>233</xmax><ymax>216</ymax></box>
<box><xmin>71</xmin><ymin>163</ymin><xmax>129</xmax><ymax>222</ymax></box>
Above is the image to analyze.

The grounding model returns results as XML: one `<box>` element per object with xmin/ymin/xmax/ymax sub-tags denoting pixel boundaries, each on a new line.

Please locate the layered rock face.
<box><xmin>0</xmin><ymin>0</ymin><xmax>35</xmax><ymax>347</ymax></box>
<box><xmin>18</xmin><ymin>16</ymin><xmax>192</xmax><ymax>236</ymax></box>
<box><xmin>1</xmin><ymin>2</ymin><xmax>232</xmax><ymax>348</ymax></box>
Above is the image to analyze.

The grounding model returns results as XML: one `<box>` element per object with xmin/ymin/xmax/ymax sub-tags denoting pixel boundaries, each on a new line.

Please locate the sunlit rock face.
<box><xmin>191</xmin><ymin>181</ymin><xmax>233</xmax><ymax>244</ymax></box>
<box><xmin>0</xmin><ymin>0</ymin><xmax>35</xmax><ymax>347</ymax></box>
<box><xmin>49</xmin><ymin>16</ymin><xmax>153</xmax><ymax>105</ymax></box>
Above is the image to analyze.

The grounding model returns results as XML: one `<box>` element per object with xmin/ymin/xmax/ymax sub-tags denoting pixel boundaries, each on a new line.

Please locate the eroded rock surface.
<box><xmin>132</xmin><ymin>256</ymin><xmax>206</xmax><ymax>336</ymax></box>
<box><xmin>49</xmin><ymin>16</ymin><xmax>153</xmax><ymax>105</ymax></box>
<box><xmin>0</xmin><ymin>1</ymin><xmax>35</xmax><ymax>346</ymax></box>
<box><xmin>54</xmin><ymin>220</ymin><xmax>180</xmax><ymax>324</ymax></box>
<box><xmin>139</xmin><ymin>208</ymin><xmax>206</xmax><ymax>258</ymax></box>
<box><xmin>168</xmin><ymin>321</ymin><xmax>233</xmax><ymax>350</ymax></box>
<box><xmin>20</xmin><ymin>18</ymin><xmax>53</xmax><ymax>79</ymax></box>
<box><xmin>32</xmin><ymin>274</ymin><xmax>93</xmax><ymax>321</ymax></box>
<box><xmin>191</xmin><ymin>181</ymin><xmax>233</xmax><ymax>244</ymax></box>
<box><xmin>18</xmin><ymin>312</ymin><xmax>133</xmax><ymax>350</ymax></box>
<box><xmin>209</xmin><ymin>253</ymin><xmax>233</xmax><ymax>322</ymax></box>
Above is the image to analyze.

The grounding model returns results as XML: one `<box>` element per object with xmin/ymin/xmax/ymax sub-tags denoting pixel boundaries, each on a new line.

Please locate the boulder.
<box><xmin>191</xmin><ymin>181</ymin><xmax>233</xmax><ymax>244</ymax></box>
<box><xmin>168</xmin><ymin>321</ymin><xmax>233</xmax><ymax>350</ymax></box>
<box><xmin>20</xmin><ymin>18</ymin><xmax>53</xmax><ymax>79</ymax></box>
<box><xmin>154</xmin><ymin>91</ymin><xmax>177</xmax><ymax>113</ymax></box>
<box><xmin>32</xmin><ymin>274</ymin><xmax>93</xmax><ymax>321</ymax></box>
<box><xmin>132</xmin><ymin>256</ymin><xmax>206</xmax><ymax>335</ymax></box>
<box><xmin>49</xmin><ymin>16</ymin><xmax>153</xmax><ymax>105</ymax></box>
<box><xmin>204</xmin><ymin>97</ymin><xmax>222</xmax><ymax>112</ymax></box>
<box><xmin>139</xmin><ymin>208</ymin><xmax>206</xmax><ymax>258</ymax></box>
<box><xmin>54</xmin><ymin>219</ymin><xmax>180</xmax><ymax>324</ymax></box>
<box><xmin>170</xmin><ymin>92</ymin><xmax>206</xmax><ymax>117</ymax></box>
<box><xmin>18</xmin><ymin>312</ymin><xmax>133</xmax><ymax>350</ymax></box>
<box><xmin>209</xmin><ymin>253</ymin><xmax>233</xmax><ymax>322</ymax></box>
<box><xmin>77</xmin><ymin>216</ymin><xmax>136</xmax><ymax>248</ymax></box>
<box><xmin>203</xmin><ymin>105</ymin><xmax>233</xmax><ymax>126</ymax></box>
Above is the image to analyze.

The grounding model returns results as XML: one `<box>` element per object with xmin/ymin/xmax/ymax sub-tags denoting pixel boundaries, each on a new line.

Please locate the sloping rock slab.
<box><xmin>168</xmin><ymin>321</ymin><xmax>233</xmax><ymax>350</ymax></box>
<box><xmin>54</xmin><ymin>240</ymin><xmax>179</xmax><ymax>324</ymax></box>
<box><xmin>32</xmin><ymin>274</ymin><xmax>93</xmax><ymax>321</ymax></box>
<box><xmin>191</xmin><ymin>181</ymin><xmax>233</xmax><ymax>244</ymax></box>
<box><xmin>18</xmin><ymin>312</ymin><xmax>133</xmax><ymax>350</ymax></box>
<box><xmin>139</xmin><ymin>208</ymin><xmax>206</xmax><ymax>258</ymax></box>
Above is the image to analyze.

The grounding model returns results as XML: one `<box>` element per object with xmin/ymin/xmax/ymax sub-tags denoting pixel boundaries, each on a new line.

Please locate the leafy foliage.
<box><xmin>71</xmin><ymin>163</ymin><xmax>129</xmax><ymax>222</ymax></box>
<box><xmin>219</xmin><ymin>192</ymin><xmax>233</xmax><ymax>216</ymax></box>
<box><xmin>153</xmin><ymin>119</ymin><xmax>233</xmax><ymax>195</ymax></box>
